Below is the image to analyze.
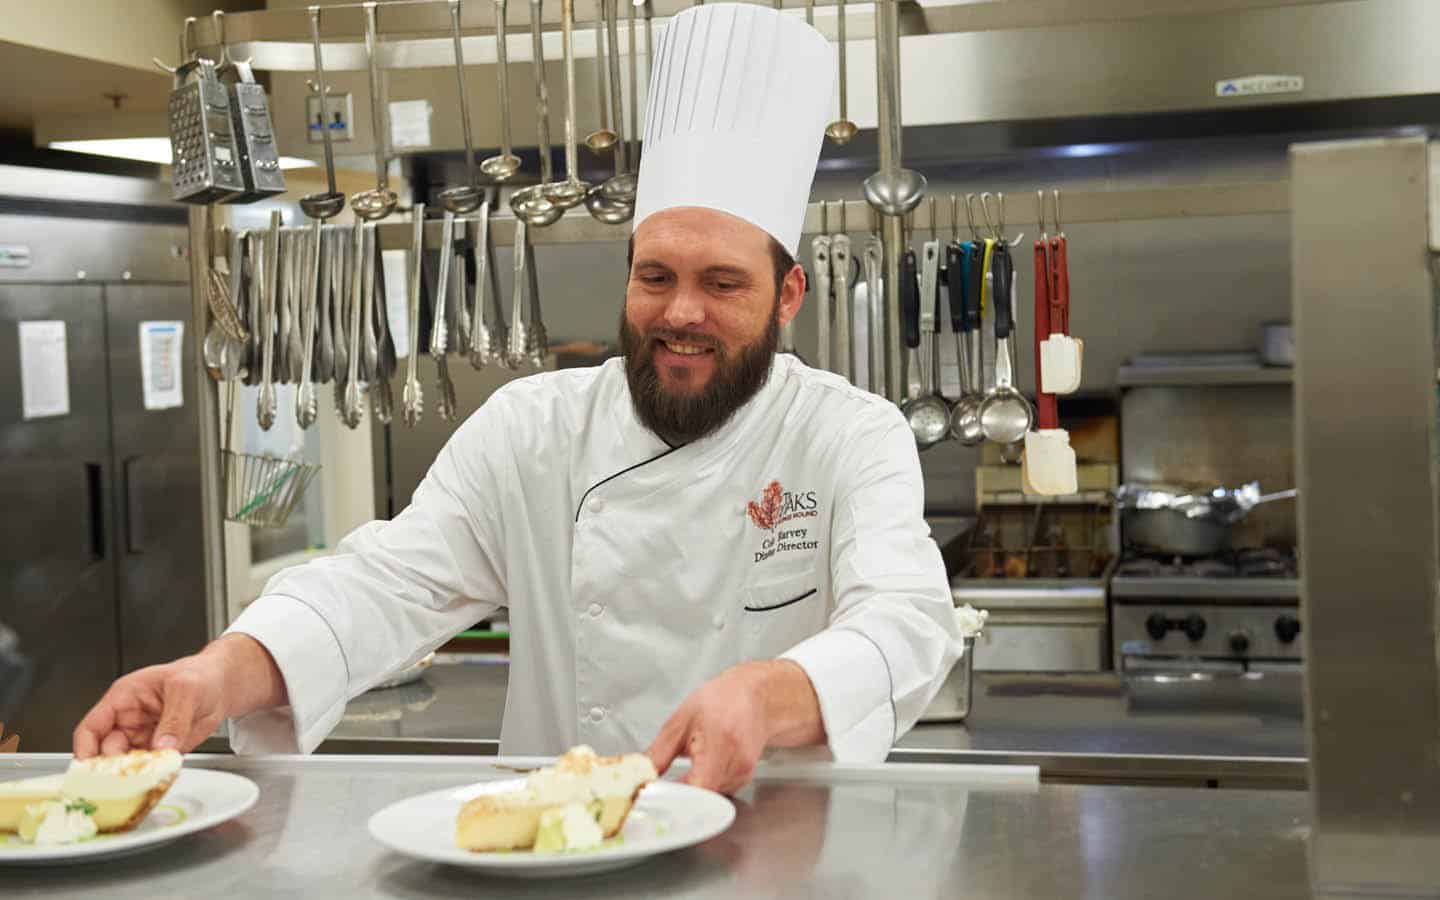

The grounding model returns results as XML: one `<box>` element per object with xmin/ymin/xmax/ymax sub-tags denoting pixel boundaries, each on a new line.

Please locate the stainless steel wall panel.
<box><xmin>1291</xmin><ymin>135</ymin><xmax>1440</xmax><ymax>896</ymax></box>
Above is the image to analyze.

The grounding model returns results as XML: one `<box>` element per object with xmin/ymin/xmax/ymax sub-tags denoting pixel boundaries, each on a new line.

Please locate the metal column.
<box><xmin>1292</xmin><ymin>135</ymin><xmax>1440</xmax><ymax>896</ymax></box>
<box><xmin>188</xmin><ymin>205</ymin><xmax>228</xmax><ymax>640</ymax></box>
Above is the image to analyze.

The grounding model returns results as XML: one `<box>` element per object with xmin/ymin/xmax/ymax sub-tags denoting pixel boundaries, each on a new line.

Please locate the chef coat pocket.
<box><xmin>741</xmin><ymin>571</ymin><xmax>826</xmax><ymax>660</ymax></box>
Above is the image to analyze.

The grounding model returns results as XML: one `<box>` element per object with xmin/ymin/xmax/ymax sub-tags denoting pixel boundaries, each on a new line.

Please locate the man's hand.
<box><xmin>73</xmin><ymin>634</ymin><xmax>286</xmax><ymax>759</ymax></box>
<box><xmin>646</xmin><ymin>660</ymin><xmax>825</xmax><ymax>795</ymax></box>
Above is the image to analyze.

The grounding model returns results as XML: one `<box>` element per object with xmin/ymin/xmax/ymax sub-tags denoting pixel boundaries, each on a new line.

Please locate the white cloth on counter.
<box><xmin>226</xmin><ymin>354</ymin><xmax>963</xmax><ymax>761</ymax></box>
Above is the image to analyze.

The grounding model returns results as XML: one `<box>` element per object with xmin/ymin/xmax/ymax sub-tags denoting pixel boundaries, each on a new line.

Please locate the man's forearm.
<box><xmin>206</xmin><ymin>633</ymin><xmax>289</xmax><ymax>719</ymax></box>
<box><xmin>754</xmin><ymin>659</ymin><xmax>826</xmax><ymax>748</ymax></box>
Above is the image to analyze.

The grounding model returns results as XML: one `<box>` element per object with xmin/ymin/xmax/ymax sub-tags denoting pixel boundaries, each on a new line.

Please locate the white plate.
<box><xmin>0</xmin><ymin>769</ymin><xmax>259</xmax><ymax>866</ymax></box>
<box><xmin>369</xmin><ymin>778</ymin><xmax>735</xmax><ymax>878</ymax></box>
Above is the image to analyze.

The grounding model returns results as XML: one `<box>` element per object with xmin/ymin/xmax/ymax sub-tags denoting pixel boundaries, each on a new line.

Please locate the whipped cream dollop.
<box><xmin>62</xmin><ymin>748</ymin><xmax>181</xmax><ymax>800</ymax></box>
<box><xmin>522</xmin><ymin>746</ymin><xmax>656</xmax><ymax>806</ymax></box>
<box><xmin>21</xmin><ymin>800</ymin><xmax>98</xmax><ymax>845</ymax></box>
<box><xmin>534</xmin><ymin>801</ymin><xmax>604</xmax><ymax>853</ymax></box>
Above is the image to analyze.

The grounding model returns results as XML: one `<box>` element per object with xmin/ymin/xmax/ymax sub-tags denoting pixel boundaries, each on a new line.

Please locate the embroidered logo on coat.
<box><xmin>746</xmin><ymin>480</ymin><xmax>821</xmax><ymax>563</ymax></box>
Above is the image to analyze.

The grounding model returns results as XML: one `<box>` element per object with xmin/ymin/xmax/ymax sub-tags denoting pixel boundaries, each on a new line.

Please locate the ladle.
<box><xmin>351</xmin><ymin>2</ymin><xmax>399</xmax><ymax>220</ymax></box>
<box><xmin>909</xmin><ymin>208</ymin><xmax>951</xmax><ymax>447</ymax></box>
<box><xmin>584</xmin><ymin>2</ymin><xmax>617</xmax><ymax>153</ymax></box>
<box><xmin>480</xmin><ymin>0</ymin><xmax>523</xmax><ymax>181</ymax></box>
<box><xmin>824</xmin><ymin>0</ymin><xmax>857</xmax><ymax>146</ymax></box>
<box><xmin>510</xmin><ymin>0</ymin><xmax>564</xmax><ymax>225</ymax></box>
<box><xmin>861</xmin><ymin>0</ymin><xmax>923</xmax><ymax>216</ymax></box>
<box><xmin>301</xmin><ymin>6</ymin><xmax>346</xmax><ymax>221</ymax></box>
<box><xmin>298</xmin><ymin>7</ymin><xmax>342</xmax><ymax>221</ymax></box>
<box><xmin>978</xmin><ymin>242</ymin><xmax>1033</xmax><ymax>444</ymax></box>
<box><xmin>597</xmin><ymin>0</ymin><xmax>635</xmax><ymax>203</ymax></box>
<box><xmin>947</xmin><ymin>206</ymin><xmax>984</xmax><ymax>446</ymax></box>
<box><xmin>437</xmin><ymin>0</ymin><xmax>484</xmax><ymax>214</ymax></box>
<box><xmin>542</xmin><ymin>0</ymin><xmax>592</xmax><ymax>209</ymax></box>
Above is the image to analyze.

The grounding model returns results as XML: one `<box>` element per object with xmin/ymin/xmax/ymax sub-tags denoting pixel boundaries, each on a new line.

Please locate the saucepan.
<box><xmin>1114</xmin><ymin>482</ymin><xmax>1297</xmax><ymax>556</ymax></box>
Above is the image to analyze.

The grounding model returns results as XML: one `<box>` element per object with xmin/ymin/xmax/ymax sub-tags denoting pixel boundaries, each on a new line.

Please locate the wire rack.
<box><xmin>221</xmin><ymin>382</ymin><xmax>320</xmax><ymax>528</ymax></box>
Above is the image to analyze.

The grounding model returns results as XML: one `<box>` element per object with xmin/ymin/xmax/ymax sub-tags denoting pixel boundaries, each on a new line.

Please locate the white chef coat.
<box><xmin>225</xmin><ymin>353</ymin><xmax>963</xmax><ymax>760</ymax></box>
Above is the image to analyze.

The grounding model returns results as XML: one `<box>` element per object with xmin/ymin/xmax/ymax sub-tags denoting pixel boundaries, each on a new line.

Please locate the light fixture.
<box><xmin>49</xmin><ymin>138</ymin><xmax>315</xmax><ymax>170</ymax></box>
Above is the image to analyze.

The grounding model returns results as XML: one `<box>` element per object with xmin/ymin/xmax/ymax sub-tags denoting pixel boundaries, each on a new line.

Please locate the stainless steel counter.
<box><xmin>212</xmin><ymin>657</ymin><xmax>1307</xmax><ymax>788</ymax></box>
<box><xmin>0</xmin><ymin>753</ymin><xmax>1313</xmax><ymax>899</ymax></box>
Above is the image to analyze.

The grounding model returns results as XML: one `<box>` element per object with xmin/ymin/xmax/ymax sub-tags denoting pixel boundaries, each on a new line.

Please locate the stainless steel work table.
<box><xmin>1</xmin><ymin>753</ymin><xmax>1312</xmax><ymax>899</ymax></box>
<box><xmin>231</xmin><ymin>657</ymin><xmax>1306</xmax><ymax>788</ymax></box>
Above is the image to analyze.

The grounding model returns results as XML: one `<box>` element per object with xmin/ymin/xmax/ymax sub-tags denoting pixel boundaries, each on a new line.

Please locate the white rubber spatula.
<box><xmin>1039</xmin><ymin>230</ymin><xmax>1082</xmax><ymax>394</ymax></box>
<box><xmin>1022</xmin><ymin>429</ymin><xmax>1078</xmax><ymax>496</ymax></box>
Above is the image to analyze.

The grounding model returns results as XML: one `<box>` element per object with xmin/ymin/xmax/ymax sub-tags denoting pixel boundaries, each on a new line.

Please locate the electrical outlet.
<box><xmin>306</xmin><ymin>91</ymin><xmax>354</xmax><ymax>143</ymax></box>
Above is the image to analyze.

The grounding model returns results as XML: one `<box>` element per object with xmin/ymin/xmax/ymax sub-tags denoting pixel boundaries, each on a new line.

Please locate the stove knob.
<box><xmin>1228</xmin><ymin>630</ymin><xmax>1251</xmax><ymax>655</ymax></box>
<box><xmin>1146</xmin><ymin>613</ymin><xmax>1170</xmax><ymax>641</ymax></box>
<box><xmin>1181</xmin><ymin>614</ymin><xmax>1207</xmax><ymax>642</ymax></box>
<box><xmin>1275</xmin><ymin>615</ymin><xmax>1302</xmax><ymax>644</ymax></box>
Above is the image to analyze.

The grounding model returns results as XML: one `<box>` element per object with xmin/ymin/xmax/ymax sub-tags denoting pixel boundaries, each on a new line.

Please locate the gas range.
<box><xmin>1109</xmin><ymin>547</ymin><xmax>1302</xmax><ymax>670</ymax></box>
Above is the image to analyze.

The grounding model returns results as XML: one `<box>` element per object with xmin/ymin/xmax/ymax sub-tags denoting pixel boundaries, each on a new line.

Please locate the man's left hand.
<box><xmin>646</xmin><ymin>659</ymin><xmax>825</xmax><ymax>795</ymax></box>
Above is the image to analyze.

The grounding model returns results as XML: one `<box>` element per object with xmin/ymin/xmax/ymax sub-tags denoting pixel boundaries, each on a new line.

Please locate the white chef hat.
<box><xmin>633</xmin><ymin>3</ymin><xmax>834</xmax><ymax>257</ymax></box>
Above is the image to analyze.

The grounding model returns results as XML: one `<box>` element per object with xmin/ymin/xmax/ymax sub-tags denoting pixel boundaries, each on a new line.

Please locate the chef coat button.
<box><xmin>588</xmin><ymin>602</ymin><xmax>604</xmax><ymax>618</ymax></box>
<box><xmin>588</xmin><ymin>497</ymin><xmax>605</xmax><ymax>514</ymax></box>
<box><xmin>589</xmin><ymin>706</ymin><xmax>605</xmax><ymax>722</ymax></box>
<box><xmin>713</xmin><ymin>614</ymin><xmax>726</xmax><ymax>631</ymax></box>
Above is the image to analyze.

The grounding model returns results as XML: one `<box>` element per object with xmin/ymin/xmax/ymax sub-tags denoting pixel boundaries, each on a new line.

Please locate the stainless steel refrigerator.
<box><xmin>0</xmin><ymin>196</ymin><xmax>208</xmax><ymax>751</ymax></box>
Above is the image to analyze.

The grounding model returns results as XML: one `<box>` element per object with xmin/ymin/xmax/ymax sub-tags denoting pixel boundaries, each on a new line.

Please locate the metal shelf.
<box><xmin>181</xmin><ymin>0</ymin><xmax>1355</xmax><ymax>68</ymax></box>
<box><xmin>1110</xmin><ymin>576</ymin><xmax>1300</xmax><ymax>600</ymax></box>
<box><xmin>1116</xmin><ymin>364</ymin><xmax>1294</xmax><ymax>387</ymax></box>
<box><xmin>812</xmin><ymin>183</ymin><xmax>1290</xmax><ymax>235</ymax></box>
<box><xmin>211</xmin><ymin>180</ymin><xmax>1291</xmax><ymax>254</ymax></box>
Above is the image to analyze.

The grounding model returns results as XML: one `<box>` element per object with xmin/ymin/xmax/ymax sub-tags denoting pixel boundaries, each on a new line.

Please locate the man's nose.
<box><xmin>662</xmin><ymin>283</ymin><xmax>706</xmax><ymax>330</ymax></box>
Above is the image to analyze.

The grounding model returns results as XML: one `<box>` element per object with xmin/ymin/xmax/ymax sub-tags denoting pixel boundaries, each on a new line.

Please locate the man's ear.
<box><xmin>778</xmin><ymin>264</ymin><xmax>806</xmax><ymax>327</ymax></box>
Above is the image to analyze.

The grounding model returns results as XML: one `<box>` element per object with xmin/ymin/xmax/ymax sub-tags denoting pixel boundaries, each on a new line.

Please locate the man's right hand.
<box><xmin>73</xmin><ymin>633</ymin><xmax>286</xmax><ymax>759</ymax></box>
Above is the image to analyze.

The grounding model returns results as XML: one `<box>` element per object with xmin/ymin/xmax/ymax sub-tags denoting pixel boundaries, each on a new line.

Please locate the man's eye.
<box><xmin>639</xmin><ymin>274</ymin><xmax>668</xmax><ymax>286</ymax></box>
<box><xmin>713</xmin><ymin>281</ymin><xmax>739</xmax><ymax>292</ymax></box>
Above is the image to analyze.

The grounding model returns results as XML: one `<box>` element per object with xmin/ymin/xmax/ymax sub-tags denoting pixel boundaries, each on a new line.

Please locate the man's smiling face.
<box><xmin>621</xmin><ymin>207</ymin><xmax>805</xmax><ymax>443</ymax></box>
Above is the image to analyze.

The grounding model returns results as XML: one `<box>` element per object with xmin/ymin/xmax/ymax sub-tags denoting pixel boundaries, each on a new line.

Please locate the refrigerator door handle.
<box><xmin>85</xmin><ymin>462</ymin><xmax>105</xmax><ymax>562</ymax></box>
<box><xmin>122</xmin><ymin>456</ymin><xmax>144</xmax><ymax>555</ymax></box>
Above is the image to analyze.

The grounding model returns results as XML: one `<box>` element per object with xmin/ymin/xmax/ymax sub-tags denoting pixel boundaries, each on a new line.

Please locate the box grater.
<box><xmin>167</xmin><ymin>58</ymin><xmax>246</xmax><ymax>203</ymax></box>
<box><xmin>223</xmin><ymin>61</ymin><xmax>287</xmax><ymax>204</ymax></box>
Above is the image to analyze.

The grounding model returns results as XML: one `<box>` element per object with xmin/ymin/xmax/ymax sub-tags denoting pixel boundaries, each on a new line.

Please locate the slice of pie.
<box><xmin>0</xmin><ymin>774</ymin><xmax>63</xmax><ymax>833</ymax></box>
<box><xmin>61</xmin><ymin>748</ymin><xmax>182</xmax><ymax>833</ymax></box>
<box><xmin>454</xmin><ymin>746</ymin><xmax>657</xmax><ymax>852</ymax></box>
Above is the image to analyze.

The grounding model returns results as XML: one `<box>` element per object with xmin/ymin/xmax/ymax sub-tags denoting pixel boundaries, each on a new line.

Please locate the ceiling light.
<box><xmin>49</xmin><ymin>138</ymin><xmax>315</xmax><ymax>170</ymax></box>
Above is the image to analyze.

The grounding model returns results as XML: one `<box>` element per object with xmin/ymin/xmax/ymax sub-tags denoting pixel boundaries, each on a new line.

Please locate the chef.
<box><xmin>73</xmin><ymin>3</ymin><xmax>963</xmax><ymax>794</ymax></box>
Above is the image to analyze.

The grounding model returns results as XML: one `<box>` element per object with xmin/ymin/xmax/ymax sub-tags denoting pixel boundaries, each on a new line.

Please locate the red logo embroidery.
<box><xmin>747</xmin><ymin>480</ymin><xmax>784</xmax><ymax>531</ymax></box>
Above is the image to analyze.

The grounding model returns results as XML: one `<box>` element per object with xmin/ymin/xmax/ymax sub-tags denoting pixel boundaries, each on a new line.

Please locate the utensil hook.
<box><xmin>982</xmin><ymin>191</ymin><xmax>1024</xmax><ymax>247</ymax></box>
<box><xmin>964</xmin><ymin>193</ymin><xmax>982</xmax><ymax>241</ymax></box>
<box><xmin>928</xmin><ymin>194</ymin><xmax>936</xmax><ymax>239</ymax></box>
<box><xmin>1052</xmin><ymin>188</ymin><xmax>1065</xmax><ymax>237</ymax></box>
<box><xmin>153</xmin><ymin>16</ymin><xmax>199</xmax><ymax>74</ymax></box>
<box><xmin>949</xmin><ymin>194</ymin><xmax>959</xmax><ymax>241</ymax></box>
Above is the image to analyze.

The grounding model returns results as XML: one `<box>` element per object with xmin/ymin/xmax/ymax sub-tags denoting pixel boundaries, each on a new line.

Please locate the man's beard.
<box><xmin>620</xmin><ymin>303</ymin><xmax>779</xmax><ymax>445</ymax></box>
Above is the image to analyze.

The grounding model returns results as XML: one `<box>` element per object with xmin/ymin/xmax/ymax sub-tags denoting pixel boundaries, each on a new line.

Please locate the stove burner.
<box><xmin>1117</xmin><ymin>546</ymin><xmax>1298</xmax><ymax>579</ymax></box>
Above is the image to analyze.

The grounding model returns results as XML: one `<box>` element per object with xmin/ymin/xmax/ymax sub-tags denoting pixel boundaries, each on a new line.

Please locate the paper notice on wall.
<box><xmin>139</xmin><ymin>321</ymin><xmax>185</xmax><ymax>411</ymax></box>
<box><xmin>18</xmin><ymin>320</ymin><xmax>70</xmax><ymax>420</ymax></box>
<box><xmin>388</xmin><ymin>100</ymin><xmax>432</xmax><ymax>149</ymax></box>
<box><xmin>382</xmin><ymin>248</ymin><xmax>410</xmax><ymax>358</ymax></box>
